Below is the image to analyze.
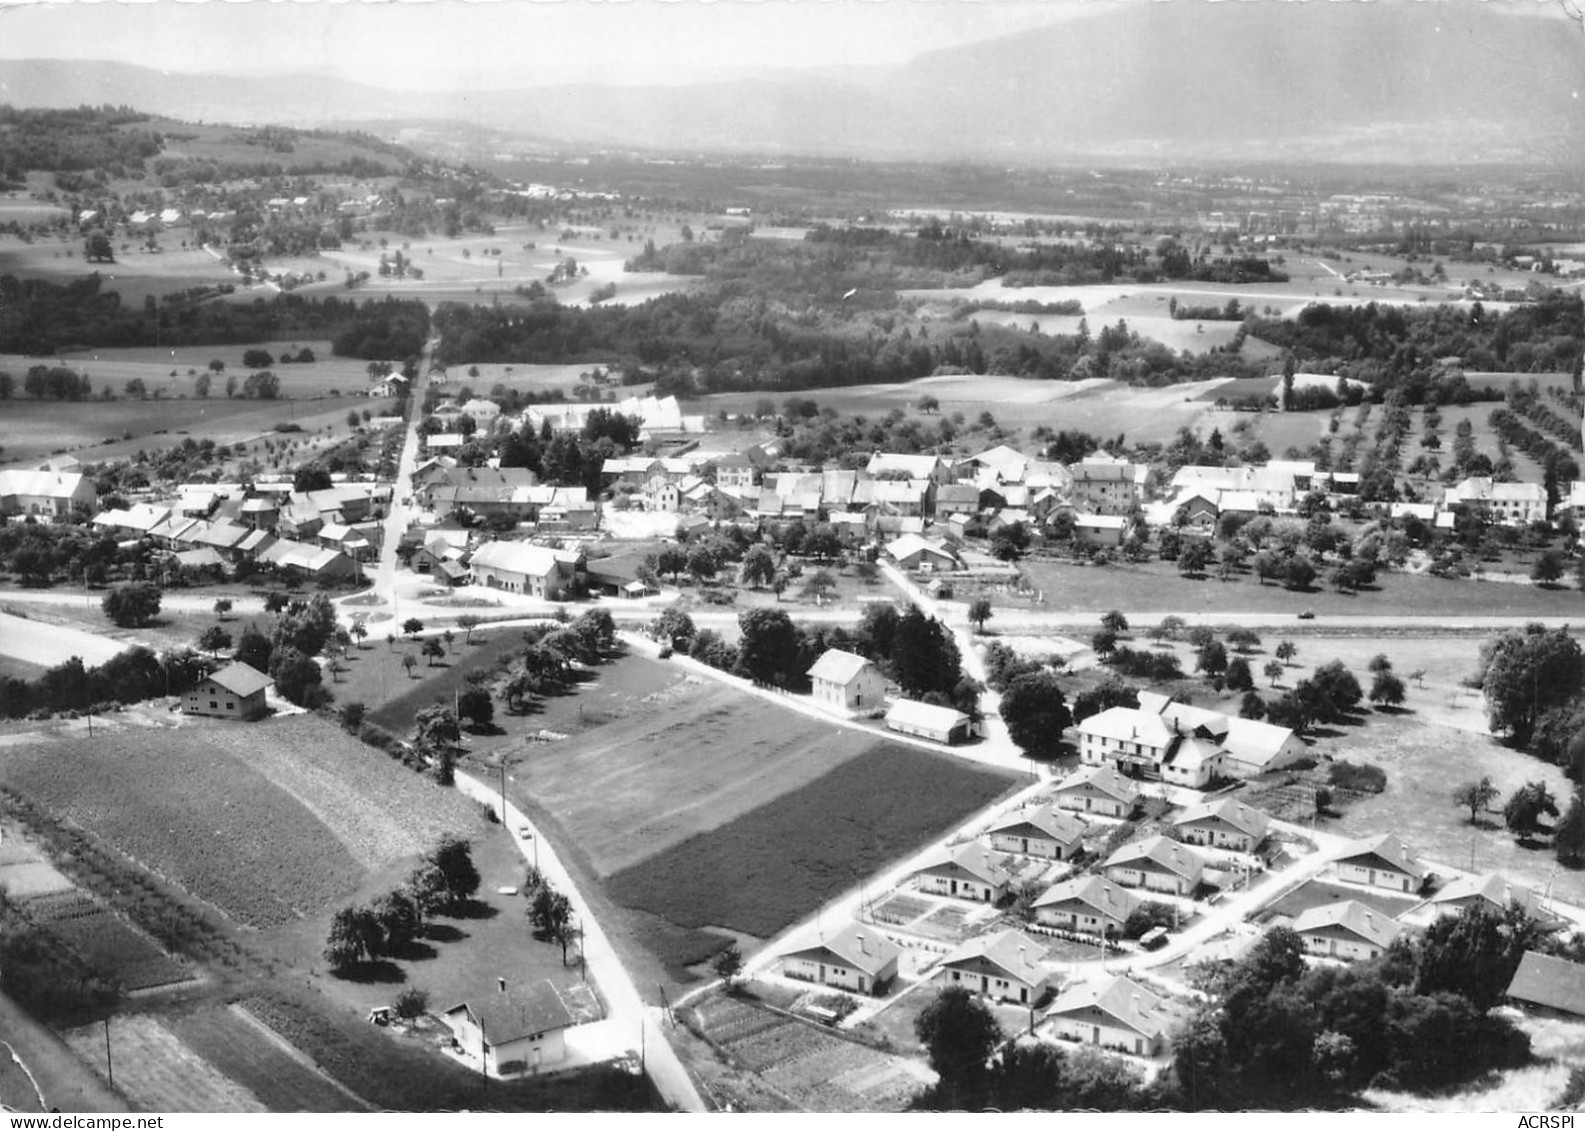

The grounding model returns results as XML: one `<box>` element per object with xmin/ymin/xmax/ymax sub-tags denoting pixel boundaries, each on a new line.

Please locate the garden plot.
<box><xmin>697</xmin><ymin>995</ymin><xmax>927</xmax><ymax>1112</ymax></box>
<box><xmin>25</xmin><ymin>890</ymin><xmax>191</xmax><ymax>992</ymax></box>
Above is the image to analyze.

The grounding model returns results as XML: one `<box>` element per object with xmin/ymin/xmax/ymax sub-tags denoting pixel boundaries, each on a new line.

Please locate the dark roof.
<box><xmin>446</xmin><ymin>980</ymin><xmax>577</xmax><ymax>1044</ymax></box>
<box><xmin>1507</xmin><ymin>951</ymin><xmax>1585</xmax><ymax>1015</ymax></box>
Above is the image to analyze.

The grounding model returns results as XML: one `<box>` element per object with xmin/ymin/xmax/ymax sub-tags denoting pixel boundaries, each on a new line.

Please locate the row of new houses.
<box><xmin>776</xmin><ymin>826</ymin><xmax>1526</xmax><ymax>1059</ymax></box>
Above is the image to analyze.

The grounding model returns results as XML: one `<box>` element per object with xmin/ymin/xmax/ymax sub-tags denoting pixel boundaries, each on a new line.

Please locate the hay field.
<box><xmin>689</xmin><ymin>374</ymin><xmax>1228</xmax><ymax>444</ymax></box>
<box><xmin>515</xmin><ymin>676</ymin><xmax>884</xmax><ymax>877</ymax></box>
<box><xmin>0</xmin><ymin>714</ymin><xmax>477</xmax><ymax>927</ymax></box>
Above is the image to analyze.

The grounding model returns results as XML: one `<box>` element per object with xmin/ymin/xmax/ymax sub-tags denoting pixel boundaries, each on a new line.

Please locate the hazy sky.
<box><xmin>0</xmin><ymin>0</ymin><xmax>1112</xmax><ymax>90</ymax></box>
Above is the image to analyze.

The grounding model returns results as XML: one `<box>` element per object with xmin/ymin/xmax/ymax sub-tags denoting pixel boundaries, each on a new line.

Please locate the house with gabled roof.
<box><xmin>1077</xmin><ymin>691</ymin><xmax>1300</xmax><ymax>787</ymax></box>
<box><xmin>885</xmin><ymin>533</ymin><xmax>961</xmax><ymax>571</ymax></box>
<box><xmin>1333</xmin><ymin>833</ymin><xmax>1427</xmax><ymax>895</ymax></box>
<box><xmin>441</xmin><ymin>979</ymin><xmax>577</xmax><ymax>1076</ymax></box>
<box><xmin>1172</xmin><ymin>797</ymin><xmax>1272</xmax><ymax>853</ymax></box>
<box><xmin>183</xmin><ymin>662</ymin><xmax>272</xmax><ymax>720</ymax></box>
<box><xmin>986</xmin><ymin>805</ymin><xmax>1085</xmax><ymax>860</ymax></box>
<box><xmin>866</xmin><ymin>452</ymin><xmax>951</xmax><ymax>485</ymax></box>
<box><xmin>913</xmin><ymin>843</ymin><xmax>1013</xmax><ymax>903</ymax></box>
<box><xmin>1103</xmin><ymin>834</ymin><xmax>1206</xmax><ymax>896</ymax></box>
<box><xmin>712</xmin><ymin>452</ymin><xmax>758</xmax><ymax>493</ymax></box>
<box><xmin>934</xmin><ymin>929</ymin><xmax>1052</xmax><ymax>1005</ymax></box>
<box><xmin>1052</xmin><ymin>764</ymin><xmax>1140</xmax><ymax>819</ymax></box>
<box><xmin>1422</xmin><ymin>872</ymin><xmax>1550</xmax><ymax>923</ymax></box>
<box><xmin>777</xmin><ymin>923</ymin><xmax>900</xmax><ymax>996</ymax></box>
<box><xmin>1292</xmin><ymin>900</ymin><xmax>1401</xmax><ymax>962</ymax></box>
<box><xmin>0</xmin><ymin>470</ymin><xmax>98</xmax><ymax>517</ymax></box>
<box><xmin>1506</xmin><ymin>951</ymin><xmax>1585</xmax><ymax>1018</ymax></box>
<box><xmin>1032</xmin><ymin>875</ymin><xmax>1139</xmax><ymax>937</ymax></box>
<box><xmin>807</xmin><ymin>649</ymin><xmax>888</xmax><ymax>717</ymax></box>
<box><xmin>1045</xmin><ymin>974</ymin><xmax>1169</xmax><ymax>1057</ymax></box>
<box><xmin>468</xmin><ymin>541</ymin><xmax>582</xmax><ymax>598</ymax></box>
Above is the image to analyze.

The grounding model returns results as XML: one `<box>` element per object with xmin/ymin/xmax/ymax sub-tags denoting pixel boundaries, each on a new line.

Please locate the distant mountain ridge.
<box><xmin>2</xmin><ymin>2</ymin><xmax>1580</xmax><ymax>166</ymax></box>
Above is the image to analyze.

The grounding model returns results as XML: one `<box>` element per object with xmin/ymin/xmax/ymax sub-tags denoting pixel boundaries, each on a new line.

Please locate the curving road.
<box><xmin>452</xmin><ymin>772</ymin><xmax>707</xmax><ymax>1113</ymax></box>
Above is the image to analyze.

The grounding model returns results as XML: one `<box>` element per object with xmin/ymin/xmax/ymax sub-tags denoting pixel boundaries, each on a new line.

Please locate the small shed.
<box><xmin>885</xmin><ymin>699</ymin><xmax>972</xmax><ymax>744</ymax></box>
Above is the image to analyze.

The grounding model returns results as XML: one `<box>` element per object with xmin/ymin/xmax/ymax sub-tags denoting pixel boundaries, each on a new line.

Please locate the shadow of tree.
<box><xmin>334</xmin><ymin>960</ymin><xmax>405</xmax><ymax>985</ymax></box>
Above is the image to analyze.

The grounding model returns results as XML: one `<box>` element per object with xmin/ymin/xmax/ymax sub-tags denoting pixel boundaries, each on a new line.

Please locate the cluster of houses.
<box><xmin>773</xmin><ymin>765</ymin><xmax>1578</xmax><ymax>1064</ymax></box>
<box><xmin>90</xmin><ymin>476</ymin><xmax>386</xmax><ymax>581</ymax></box>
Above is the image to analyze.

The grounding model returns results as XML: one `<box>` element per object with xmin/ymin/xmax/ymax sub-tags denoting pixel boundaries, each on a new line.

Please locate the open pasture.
<box><xmin>688</xmin><ymin>374</ymin><xmax>1224</xmax><ymax>445</ymax></box>
<box><xmin>0</xmin><ymin>714</ymin><xmax>477</xmax><ymax>927</ymax></box>
<box><xmin>0</xmin><ymin>386</ymin><xmax>396</xmax><ymax>466</ymax></box>
<box><xmin>1319</xmin><ymin>709</ymin><xmax>1585</xmax><ymax>907</ymax></box>
<box><xmin>54</xmin><ymin>340</ymin><xmax>380</xmax><ymax>400</ymax></box>
<box><xmin>1006</xmin><ymin>555</ymin><xmax>1583</xmax><ymax>618</ymax></box>
<box><xmin>605</xmin><ymin>743</ymin><xmax>1019</xmax><ymax>943</ymax></box>
<box><xmin>291</xmin><ymin>227</ymin><xmax>694</xmax><ymax>310</ymax></box>
<box><xmin>514</xmin><ymin>678</ymin><xmax>892</xmax><ymax>877</ymax></box>
<box><xmin>0</xmin><ymin>236</ymin><xmax>239</xmax><ymax>309</ymax></box>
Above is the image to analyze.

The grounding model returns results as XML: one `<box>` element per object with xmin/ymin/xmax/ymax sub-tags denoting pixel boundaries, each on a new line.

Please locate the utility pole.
<box><xmin>499</xmin><ymin>760</ymin><xmax>507</xmax><ymax>824</ymax></box>
<box><xmin>103</xmin><ymin>1017</ymin><xmax>113</xmax><ymax>1088</ymax></box>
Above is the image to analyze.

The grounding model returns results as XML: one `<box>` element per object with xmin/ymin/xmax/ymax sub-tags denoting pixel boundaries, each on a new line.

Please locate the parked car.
<box><xmin>1298</xmin><ymin>609</ymin><xmax>1316</xmax><ymax>620</ymax></box>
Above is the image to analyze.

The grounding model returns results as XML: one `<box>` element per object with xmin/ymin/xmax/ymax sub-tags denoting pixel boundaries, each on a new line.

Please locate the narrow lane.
<box><xmin>452</xmin><ymin>771</ymin><xmax>708</xmax><ymax>1113</ymax></box>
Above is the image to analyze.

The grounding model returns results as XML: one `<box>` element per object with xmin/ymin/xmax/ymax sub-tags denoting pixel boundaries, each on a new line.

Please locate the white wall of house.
<box><xmin>781</xmin><ymin>956</ymin><xmax>878</xmax><ymax>995</ymax></box>
<box><xmin>1105</xmin><ymin>865</ymin><xmax>1195</xmax><ymax>897</ymax></box>
<box><xmin>1048</xmin><ymin>1012</ymin><xmax>1158</xmax><ymax>1056</ymax></box>
<box><xmin>1301</xmin><ymin>930</ymin><xmax>1384</xmax><ymax>963</ymax></box>
<box><xmin>1034</xmin><ymin>906</ymin><xmax>1121</xmax><ymax>936</ymax></box>
<box><xmin>1055</xmin><ymin>789</ymin><xmax>1130</xmax><ymax>819</ymax></box>
<box><xmin>491</xmin><ymin>1028</ymin><xmax>568</xmax><ymax>1075</ymax></box>
<box><xmin>183</xmin><ymin>682</ymin><xmax>264</xmax><ymax>719</ymax></box>
<box><xmin>1179</xmin><ymin>824</ymin><xmax>1257</xmax><ymax>852</ymax></box>
<box><xmin>989</xmin><ymin>832</ymin><xmax>1068</xmax><ymax>860</ymax></box>
<box><xmin>937</xmin><ymin>966</ymin><xmax>1038</xmax><ymax>1005</ymax></box>
<box><xmin>918</xmin><ymin>873</ymin><xmax>999</xmax><ymax>902</ymax></box>
<box><xmin>1336</xmin><ymin>861</ymin><xmax>1416</xmax><ymax>893</ymax></box>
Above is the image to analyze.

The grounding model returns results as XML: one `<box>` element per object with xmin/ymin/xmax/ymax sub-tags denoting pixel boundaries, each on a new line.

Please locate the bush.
<box><xmin>1328</xmin><ymin>760</ymin><xmax>1387</xmax><ymax>793</ymax></box>
<box><xmin>393</xmin><ymin>987</ymin><xmax>429</xmax><ymax>1020</ymax></box>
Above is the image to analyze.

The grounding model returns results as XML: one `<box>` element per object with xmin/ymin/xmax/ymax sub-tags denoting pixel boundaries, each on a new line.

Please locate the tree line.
<box><xmin>0</xmin><ymin>272</ymin><xmax>428</xmax><ymax>359</ymax></box>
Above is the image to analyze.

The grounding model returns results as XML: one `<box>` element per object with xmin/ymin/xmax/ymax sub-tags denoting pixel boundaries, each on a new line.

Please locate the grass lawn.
<box><xmin>605</xmin><ymin>744</ymin><xmax>1020</xmax><ymax>959</ymax></box>
<box><xmin>0</xmin><ymin>713</ymin><xmax>477</xmax><ymax>927</ymax></box>
<box><xmin>354</xmin><ymin>627</ymin><xmax>531</xmax><ymax>731</ymax></box>
<box><xmin>1320</xmin><ymin>709</ymin><xmax>1585</xmax><ymax>907</ymax></box>
<box><xmin>260</xmin><ymin>823</ymin><xmax>599</xmax><ymax>1039</ymax></box>
<box><xmin>1007</xmin><ymin>556</ymin><xmax>1584</xmax><ymax>618</ymax></box>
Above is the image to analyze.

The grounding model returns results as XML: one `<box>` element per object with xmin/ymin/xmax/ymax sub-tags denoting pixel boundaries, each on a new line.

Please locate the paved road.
<box><xmin>368</xmin><ymin>338</ymin><xmax>434</xmax><ymax>608</ymax></box>
<box><xmin>452</xmin><ymin>772</ymin><xmax>707</xmax><ymax>1113</ymax></box>
<box><xmin>0</xmin><ymin>609</ymin><xmax>133</xmax><ymax>667</ymax></box>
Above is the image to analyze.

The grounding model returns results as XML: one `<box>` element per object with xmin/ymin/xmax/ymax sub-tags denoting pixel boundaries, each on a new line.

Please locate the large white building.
<box><xmin>1076</xmin><ymin>691</ymin><xmax>1302</xmax><ymax>787</ymax></box>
